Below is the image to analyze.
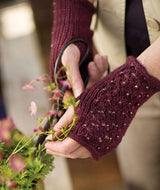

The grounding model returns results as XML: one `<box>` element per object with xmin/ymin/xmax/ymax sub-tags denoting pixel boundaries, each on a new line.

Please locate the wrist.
<box><xmin>137</xmin><ymin>55</ymin><xmax>160</xmax><ymax>81</ymax></box>
<box><xmin>137</xmin><ymin>37</ymin><xmax>160</xmax><ymax>81</ymax></box>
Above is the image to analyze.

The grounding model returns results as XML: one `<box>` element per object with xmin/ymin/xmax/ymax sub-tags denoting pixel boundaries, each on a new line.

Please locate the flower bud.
<box><xmin>0</xmin><ymin>126</ymin><xmax>12</xmax><ymax>146</ymax></box>
<box><xmin>6</xmin><ymin>180</ymin><xmax>18</xmax><ymax>188</ymax></box>
<box><xmin>0</xmin><ymin>178</ymin><xmax>3</xmax><ymax>184</ymax></box>
<box><xmin>9</xmin><ymin>155</ymin><xmax>26</xmax><ymax>173</ymax></box>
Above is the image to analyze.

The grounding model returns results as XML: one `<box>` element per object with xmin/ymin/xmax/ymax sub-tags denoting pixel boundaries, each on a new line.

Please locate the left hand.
<box><xmin>45</xmin><ymin>54</ymin><xmax>109</xmax><ymax>159</ymax></box>
<box><xmin>45</xmin><ymin>105</ymin><xmax>91</xmax><ymax>159</ymax></box>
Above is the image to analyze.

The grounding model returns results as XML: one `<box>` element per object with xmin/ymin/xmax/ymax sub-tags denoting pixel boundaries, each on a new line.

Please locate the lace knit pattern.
<box><xmin>50</xmin><ymin>0</ymin><xmax>95</xmax><ymax>81</ymax></box>
<box><xmin>68</xmin><ymin>56</ymin><xmax>160</xmax><ymax>160</ymax></box>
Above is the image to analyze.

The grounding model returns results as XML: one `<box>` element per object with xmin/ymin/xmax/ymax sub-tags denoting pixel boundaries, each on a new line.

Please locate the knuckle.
<box><xmin>69</xmin><ymin>154</ymin><xmax>77</xmax><ymax>159</ymax></box>
<box><xmin>61</xmin><ymin>146</ymin><xmax>70</xmax><ymax>155</ymax></box>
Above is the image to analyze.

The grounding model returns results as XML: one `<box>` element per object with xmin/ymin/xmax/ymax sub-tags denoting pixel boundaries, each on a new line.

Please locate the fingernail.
<box><xmin>46</xmin><ymin>135</ymin><xmax>52</xmax><ymax>141</ymax></box>
<box><xmin>95</xmin><ymin>54</ymin><xmax>100</xmax><ymax>59</ymax></box>
<box><xmin>74</xmin><ymin>89</ymin><xmax>82</xmax><ymax>97</ymax></box>
<box><xmin>102</xmin><ymin>55</ymin><xmax>108</xmax><ymax>59</ymax></box>
<box><xmin>90</xmin><ymin>61</ymin><xmax>96</xmax><ymax>68</ymax></box>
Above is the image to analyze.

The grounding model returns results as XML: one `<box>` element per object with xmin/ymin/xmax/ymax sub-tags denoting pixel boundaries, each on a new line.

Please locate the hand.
<box><xmin>45</xmin><ymin>52</ymin><xmax>109</xmax><ymax>159</ymax></box>
<box><xmin>61</xmin><ymin>43</ymin><xmax>108</xmax><ymax>97</ymax></box>
<box><xmin>56</xmin><ymin>56</ymin><xmax>160</xmax><ymax>160</ymax></box>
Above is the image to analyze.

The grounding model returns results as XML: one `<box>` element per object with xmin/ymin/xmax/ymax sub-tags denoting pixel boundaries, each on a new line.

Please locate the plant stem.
<box><xmin>5</xmin><ymin>133</ymin><xmax>37</xmax><ymax>163</ymax></box>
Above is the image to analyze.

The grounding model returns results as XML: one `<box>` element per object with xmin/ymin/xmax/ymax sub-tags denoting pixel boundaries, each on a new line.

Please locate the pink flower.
<box><xmin>0</xmin><ymin>118</ymin><xmax>15</xmax><ymax>145</ymax></box>
<box><xmin>6</xmin><ymin>179</ymin><xmax>18</xmax><ymax>188</ymax></box>
<box><xmin>35</xmin><ymin>76</ymin><xmax>50</xmax><ymax>82</ymax></box>
<box><xmin>59</xmin><ymin>80</ymin><xmax>71</xmax><ymax>89</ymax></box>
<box><xmin>43</xmin><ymin>87</ymin><xmax>47</xmax><ymax>90</ymax></box>
<box><xmin>35</xmin><ymin>78</ymin><xmax>40</xmax><ymax>82</ymax></box>
<box><xmin>22</xmin><ymin>83</ymin><xmax>37</xmax><ymax>91</ymax></box>
<box><xmin>0</xmin><ymin>118</ymin><xmax>15</xmax><ymax>130</ymax></box>
<box><xmin>48</xmin><ymin>97</ymin><xmax>58</xmax><ymax>101</ymax></box>
<box><xmin>48</xmin><ymin>89</ymin><xmax>63</xmax><ymax>101</ymax></box>
<box><xmin>0</xmin><ymin>178</ymin><xmax>3</xmax><ymax>184</ymax></box>
<box><xmin>54</xmin><ymin>90</ymin><xmax>62</xmax><ymax>97</ymax></box>
<box><xmin>29</xmin><ymin>101</ymin><xmax>38</xmax><ymax>116</ymax></box>
<box><xmin>0</xmin><ymin>125</ymin><xmax>12</xmax><ymax>145</ymax></box>
<box><xmin>9</xmin><ymin>155</ymin><xmax>26</xmax><ymax>173</ymax></box>
<box><xmin>47</xmin><ymin>110</ymin><xmax>58</xmax><ymax>116</ymax></box>
<box><xmin>34</xmin><ymin>126</ymin><xmax>44</xmax><ymax>133</ymax></box>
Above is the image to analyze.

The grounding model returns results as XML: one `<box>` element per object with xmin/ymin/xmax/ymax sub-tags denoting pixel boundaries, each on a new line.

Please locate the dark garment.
<box><xmin>125</xmin><ymin>0</ymin><xmax>150</xmax><ymax>57</ymax></box>
<box><xmin>0</xmin><ymin>99</ymin><xmax>6</xmax><ymax>119</ymax></box>
<box><xmin>0</xmin><ymin>70</ymin><xmax>6</xmax><ymax>119</ymax></box>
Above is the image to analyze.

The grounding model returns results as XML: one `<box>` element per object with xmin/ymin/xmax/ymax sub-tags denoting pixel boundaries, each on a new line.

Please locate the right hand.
<box><xmin>61</xmin><ymin>43</ymin><xmax>109</xmax><ymax>97</ymax></box>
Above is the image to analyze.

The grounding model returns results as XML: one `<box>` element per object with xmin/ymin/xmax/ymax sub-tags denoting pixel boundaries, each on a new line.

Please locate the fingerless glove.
<box><xmin>68</xmin><ymin>56</ymin><xmax>160</xmax><ymax>160</ymax></box>
<box><xmin>50</xmin><ymin>0</ymin><xmax>95</xmax><ymax>81</ymax></box>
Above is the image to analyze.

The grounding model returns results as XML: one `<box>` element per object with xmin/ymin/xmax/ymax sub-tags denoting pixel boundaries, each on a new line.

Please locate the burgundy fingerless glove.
<box><xmin>68</xmin><ymin>56</ymin><xmax>160</xmax><ymax>160</ymax></box>
<box><xmin>50</xmin><ymin>0</ymin><xmax>95</xmax><ymax>81</ymax></box>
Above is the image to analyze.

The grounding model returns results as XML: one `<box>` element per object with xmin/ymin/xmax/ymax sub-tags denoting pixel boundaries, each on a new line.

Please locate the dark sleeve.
<box><xmin>50</xmin><ymin>0</ymin><xmax>95</xmax><ymax>82</ymax></box>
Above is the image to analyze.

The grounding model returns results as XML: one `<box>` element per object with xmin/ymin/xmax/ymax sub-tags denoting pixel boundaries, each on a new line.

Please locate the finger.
<box><xmin>87</xmin><ymin>61</ymin><xmax>100</xmax><ymax>88</ymax></box>
<box><xmin>94</xmin><ymin>54</ymin><xmax>108</xmax><ymax>74</ymax></box>
<box><xmin>101</xmin><ymin>56</ymin><xmax>109</xmax><ymax>78</ymax></box>
<box><xmin>61</xmin><ymin>44</ymin><xmax>84</xmax><ymax>97</ymax></box>
<box><xmin>51</xmin><ymin>106</ymin><xmax>74</xmax><ymax>139</ymax></box>
<box><xmin>46</xmin><ymin>138</ymin><xmax>91</xmax><ymax>159</ymax></box>
<box><xmin>55</xmin><ymin>106</ymin><xmax>74</xmax><ymax>131</ymax></box>
<box><xmin>46</xmin><ymin>146</ymin><xmax>91</xmax><ymax>159</ymax></box>
<box><xmin>46</xmin><ymin>149</ymin><xmax>71</xmax><ymax>158</ymax></box>
<box><xmin>102</xmin><ymin>55</ymin><xmax>109</xmax><ymax>71</ymax></box>
<box><xmin>63</xmin><ymin>90</ymin><xmax>73</xmax><ymax>100</ymax></box>
<box><xmin>45</xmin><ymin>137</ymin><xmax>80</xmax><ymax>155</ymax></box>
<box><xmin>93</xmin><ymin>54</ymin><xmax>109</xmax><ymax>80</ymax></box>
<box><xmin>88</xmin><ymin>61</ymin><xmax>100</xmax><ymax>81</ymax></box>
<box><xmin>46</xmin><ymin>149</ymin><xmax>77</xmax><ymax>158</ymax></box>
<box><xmin>87</xmin><ymin>55</ymin><xmax>109</xmax><ymax>88</ymax></box>
<box><xmin>68</xmin><ymin>61</ymin><xmax>84</xmax><ymax>97</ymax></box>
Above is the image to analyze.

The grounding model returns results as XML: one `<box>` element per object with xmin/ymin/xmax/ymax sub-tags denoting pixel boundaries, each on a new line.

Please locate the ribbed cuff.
<box><xmin>50</xmin><ymin>0</ymin><xmax>95</xmax><ymax>82</ymax></box>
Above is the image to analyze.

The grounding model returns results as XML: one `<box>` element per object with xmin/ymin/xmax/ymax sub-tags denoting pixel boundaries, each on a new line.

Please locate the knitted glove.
<box><xmin>68</xmin><ymin>56</ymin><xmax>160</xmax><ymax>160</ymax></box>
<box><xmin>50</xmin><ymin>0</ymin><xmax>95</xmax><ymax>81</ymax></box>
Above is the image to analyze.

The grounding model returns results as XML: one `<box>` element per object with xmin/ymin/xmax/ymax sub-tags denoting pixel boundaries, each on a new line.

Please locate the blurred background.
<box><xmin>0</xmin><ymin>0</ymin><xmax>125</xmax><ymax>189</ymax></box>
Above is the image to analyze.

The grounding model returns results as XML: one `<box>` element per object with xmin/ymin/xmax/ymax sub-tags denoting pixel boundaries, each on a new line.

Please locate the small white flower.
<box><xmin>29</xmin><ymin>101</ymin><xmax>38</xmax><ymax>116</ymax></box>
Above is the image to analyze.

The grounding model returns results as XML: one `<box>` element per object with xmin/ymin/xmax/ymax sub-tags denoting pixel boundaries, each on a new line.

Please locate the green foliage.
<box><xmin>0</xmin><ymin>129</ymin><xmax>54</xmax><ymax>190</ymax></box>
<box><xmin>0</xmin><ymin>67</ymin><xmax>80</xmax><ymax>189</ymax></box>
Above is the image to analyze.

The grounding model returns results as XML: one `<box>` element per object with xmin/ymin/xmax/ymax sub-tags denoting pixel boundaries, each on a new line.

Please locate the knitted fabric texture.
<box><xmin>68</xmin><ymin>56</ymin><xmax>160</xmax><ymax>160</ymax></box>
<box><xmin>50</xmin><ymin>0</ymin><xmax>95</xmax><ymax>82</ymax></box>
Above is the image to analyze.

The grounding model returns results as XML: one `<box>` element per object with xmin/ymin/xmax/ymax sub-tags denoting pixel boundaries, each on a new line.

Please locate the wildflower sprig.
<box><xmin>0</xmin><ymin>119</ymin><xmax>54</xmax><ymax>189</ymax></box>
<box><xmin>22</xmin><ymin>65</ymin><xmax>79</xmax><ymax>142</ymax></box>
<box><xmin>0</xmin><ymin>65</ymin><xmax>79</xmax><ymax>189</ymax></box>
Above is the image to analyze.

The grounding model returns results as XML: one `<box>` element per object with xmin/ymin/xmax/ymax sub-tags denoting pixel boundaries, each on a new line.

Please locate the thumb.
<box><xmin>61</xmin><ymin>44</ymin><xmax>84</xmax><ymax>97</ymax></box>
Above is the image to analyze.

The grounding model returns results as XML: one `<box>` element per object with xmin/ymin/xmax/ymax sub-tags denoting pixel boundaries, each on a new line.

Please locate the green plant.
<box><xmin>0</xmin><ymin>118</ymin><xmax>54</xmax><ymax>189</ymax></box>
<box><xmin>0</xmin><ymin>68</ymin><xmax>79</xmax><ymax>189</ymax></box>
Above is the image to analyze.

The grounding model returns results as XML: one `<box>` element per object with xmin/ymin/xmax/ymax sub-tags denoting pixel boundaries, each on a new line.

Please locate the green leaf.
<box><xmin>75</xmin><ymin>100</ymin><xmax>80</xmax><ymax>108</ymax></box>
